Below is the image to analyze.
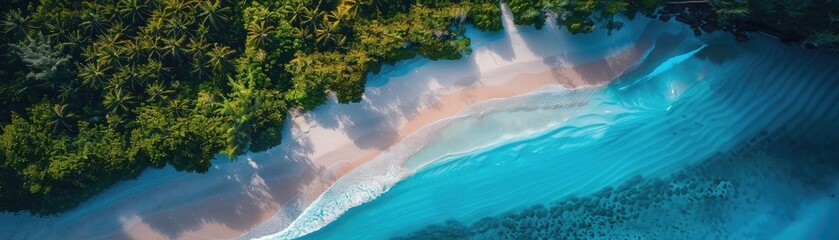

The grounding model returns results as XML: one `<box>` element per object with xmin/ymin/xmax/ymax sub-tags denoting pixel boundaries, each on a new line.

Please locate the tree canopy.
<box><xmin>0</xmin><ymin>0</ymin><xmax>508</xmax><ymax>215</ymax></box>
<box><xmin>1</xmin><ymin>0</ymin><xmax>836</xmax><ymax>215</ymax></box>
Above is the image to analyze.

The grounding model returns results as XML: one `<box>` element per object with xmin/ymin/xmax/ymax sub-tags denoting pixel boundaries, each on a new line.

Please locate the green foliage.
<box><xmin>541</xmin><ymin>0</ymin><xmax>634</xmax><ymax>34</ymax></box>
<box><xmin>707</xmin><ymin>0</ymin><xmax>839</xmax><ymax>52</ymax></box>
<box><xmin>637</xmin><ymin>0</ymin><xmax>662</xmax><ymax>15</ymax></box>
<box><xmin>468</xmin><ymin>2</ymin><xmax>503</xmax><ymax>32</ymax></box>
<box><xmin>284</xmin><ymin>52</ymin><xmax>336</xmax><ymax>109</ymax></box>
<box><xmin>216</xmin><ymin>61</ymin><xmax>287</xmax><ymax>156</ymax></box>
<box><xmin>710</xmin><ymin>0</ymin><xmax>752</xmax><ymax>25</ymax></box>
<box><xmin>503</xmin><ymin>0</ymin><xmax>638</xmax><ymax>34</ymax></box>
<box><xmin>9</xmin><ymin>34</ymin><xmax>73</xmax><ymax>88</ymax></box>
<box><xmin>0</xmin><ymin>0</ymin><xmax>634</xmax><ymax>215</ymax></box>
<box><xmin>507</xmin><ymin>0</ymin><xmax>546</xmax><ymax>28</ymax></box>
<box><xmin>3</xmin><ymin>0</ymin><xmax>834</xmax><ymax>216</ymax></box>
<box><xmin>2</xmin><ymin>9</ymin><xmax>33</xmax><ymax>41</ymax></box>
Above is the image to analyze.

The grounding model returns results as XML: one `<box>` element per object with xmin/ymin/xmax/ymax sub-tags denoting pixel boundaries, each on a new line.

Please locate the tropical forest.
<box><xmin>1</xmin><ymin>0</ymin><xmax>838</xmax><ymax>235</ymax></box>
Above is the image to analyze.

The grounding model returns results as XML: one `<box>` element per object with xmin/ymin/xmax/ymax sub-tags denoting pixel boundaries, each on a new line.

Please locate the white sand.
<box><xmin>0</xmin><ymin>8</ymin><xmax>676</xmax><ymax>240</ymax></box>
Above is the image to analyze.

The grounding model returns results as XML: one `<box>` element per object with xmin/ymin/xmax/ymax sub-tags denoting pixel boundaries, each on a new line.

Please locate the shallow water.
<box><xmin>277</xmin><ymin>22</ymin><xmax>839</xmax><ymax>240</ymax></box>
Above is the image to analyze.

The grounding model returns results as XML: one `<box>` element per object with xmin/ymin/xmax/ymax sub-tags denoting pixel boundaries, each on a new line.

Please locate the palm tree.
<box><xmin>357</xmin><ymin>0</ymin><xmax>384</xmax><ymax>15</ymax></box>
<box><xmin>105</xmin><ymin>71</ymin><xmax>128</xmax><ymax>92</ymax></box>
<box><xmin>110</xmin><ymin>21</ymin><xmax>136</xmax><ymax>37</ymax></box>
<box><xmin>81</xmin><ymin>45</ymin><xmax>100</xmax><ymax>64</ymax></box>
<box><xmin>64</xmin><ymin>30</ymin><xmax>87</xmax><ymax>55</ymax></box>
<box><xmin>246</xmin><ymin>20</ymin><xmax>274</xmax><ymax>48</ymax></box>
<box><xmin>165</xmin><ymin>14</ymin><xmax>195</xmax><ymax>38</ymax></box>
<box><xmin>96</xmin><ymin>33</ymin><xmax>125</xmax><ymax>68</ymax></box>
<box><xmin>78</xmin><ymin>61</ymin><xmax>110</xmax><ymax>88</ymax></box>
<box><xmin>139</xmin><ymin>33</ymin><xmax>164</xmax><ymax>60</ymax></box>
<box><xmin>197</xmin><ymin>0</ymin><xmax>231</xmax><ymax>30</ymax></box>
<box><xmin>187</xmin><ymin>38</ymin><xmax>211</xmax><ymax>80</ymax></box>
<box><xmin>50</xmin><ymin>103</ymin><xmax>77</xmax><ymax>133</ymax></box>
<box><xmin>315</xmin><ymin>18</ymin><xmax>345</xmax><ymax>47</ymax></box>
<box><xmin>195</xmin><ymin>23</ymin><xmax>210</xmax><ymax>40</ymax></box>
<box><xmin>206</xmin><ymin>44</ymin><xmax>235</xmax><ymax>73</ymax></box>
<box><xmin>342</xmin><ymin>0</ymin><xmax>360</xmax><ymax>17</ymax></box>
<box><xmin>191</xmin><ymin>59</ymin><xmax>210</xmax><ymax>80</ymax></box>
<box><xmin>299</xmin><ymin>5</ymin><xmax>325</xmax><ymax>30</ymax></box>
<box><xmin>44</xmin><ymin>17</ymin><xmax>72</xmax><ymax>44</ymax></box>
<box><xmin>139</xmin><ymin>59</ymin><xmax>167</xmax><ymax>80</ymax></box>
<box><xmin>167</xmin><ymin>98</ymin><xmax>191</xmax><ymax>118</ymax></box>
<box><xmin>215</xmin><ymin>78</ymin><xmax>260</xmax><ymax>156</ymax></box>
<box><xmin>289</xmin><ymin>4</ymin><xmax>305</xmax><ymax>23</ymax></box>
<box><xmin>116</xmin><ymin>64</ymin><xmax>146</xmax><ymax>90</ymax></box>
<box><xmin>118</xmin><ymin>0</ymin><xmax>150</xmax><ymax>23</ymax></box>
<box><xmin>163</xmin><ymin>0</ymin><xmax>195</xmax><ymax>14</ymax></box>
<box><xmin>80</xmin><ymin>2</ymin><xmax>111</xmax><ymax>35</ymax></box>
<box><xmin>2</xmin><ymin>9</ymin><xmax>33</xmax><ymax>40</ymax></box>
<box><xmin>162</xmin><ymin>35</ymin><xmax>187</xmax><ymax>61</ymax></box>
<box><xmin>186</xmin><ymin>36</ymin><xmax>210</xmax><ymax>61</ymax></box>
<box><xmin>145</xmin><ymin>81</ymin><xmax>173</xmax><ymax>102</ymax></box>
<box><xmin>329</xmin><ymin>4</ymin><xmax>353</xmax><ymax>22</ymax></box>
<box><xmin>56</xmin><ymin>83</ymin><xmax>80</xmax><ymax>103</ymax></box>
<box><xmin>103</xmin><ymin>87</ymin><xmax>136</xmax><ymax>113</ymax></box>
<box><xmin>292</xmin><ymin>26</ymin><xmax>312</xmax><ymax>44</ymax></box>
<box><xmin>120</xmin><ymin>39</ymin><xmax>143</xmax><ymax>61</ymax></box>
<box><xmin>145</xmin><ymin>10</ymin><xmax>169</xmax><ymax>37</ymax></box>
<box><xmin>97</xmin><ymin>27</ymin><xmax>122</xmax><ymax>45</ymax></box>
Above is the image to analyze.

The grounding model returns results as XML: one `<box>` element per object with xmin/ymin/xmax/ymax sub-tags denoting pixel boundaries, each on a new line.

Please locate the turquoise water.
<box><xmin>278</xmin><ymin>25</ymin><xmax>839</xmax><ymax>239</ymax></box>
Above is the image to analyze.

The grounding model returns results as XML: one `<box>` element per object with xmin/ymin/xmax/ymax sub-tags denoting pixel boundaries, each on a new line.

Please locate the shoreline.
<box><xmin>106</xmin><ymin>30</ymin><xmax>655</xmax><ymax>239</ymax></box>
<box><xmin>242</xmin><ymin>19</ymin><xmax>669</xmax><ymax>239</ymax></box>
<box><xmin>3</xmin><ymin>1</ymin><xmax>837</xmax><ymax>238</ymax></box>
<box><xmin>1</xmin><ymin>15</ymin><xmax>674</xmax><ymax>240</ymax></box>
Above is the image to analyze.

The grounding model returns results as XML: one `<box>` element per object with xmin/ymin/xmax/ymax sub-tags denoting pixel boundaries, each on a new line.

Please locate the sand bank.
<box><xmin>245</xmin><ymin>13</ymin><xmax>676</xmax><ymax>239</ymax></box>
<box><xmin>0</xmin><ymin>10</ymin><xmax>675</xmax><ymax>240</ymax></box>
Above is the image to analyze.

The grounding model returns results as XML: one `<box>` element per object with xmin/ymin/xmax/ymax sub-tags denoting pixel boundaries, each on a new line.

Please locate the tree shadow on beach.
<box><xmin>299</xmin><ymin>52</ymin><xmax>483</xmax><ymax>151</ymax></box>
<box><xmin>90</xmin><ymin>114</ymin><xmax>335</xmax><ymax>240</ymax></box>
<box><xmin>82</xmin><ymin>11</ymin><xmax>673</xmax><ymax>240</ymax></box>
<box><xmin>511</xmin><ymin>15</ymin><xmax>693</xmax><ymax>90</ymax></box>
<box><xmin>99</xmin><ymin>16</ymin><xmax>519</xmax><ymax>240</ymax></box>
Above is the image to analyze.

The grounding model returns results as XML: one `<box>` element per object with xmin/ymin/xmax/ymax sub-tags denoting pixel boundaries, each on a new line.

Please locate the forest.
<box><xmin>1</xmin><ymin>0</ymin><xmax>836</xmax><ymax>215</ymax></box>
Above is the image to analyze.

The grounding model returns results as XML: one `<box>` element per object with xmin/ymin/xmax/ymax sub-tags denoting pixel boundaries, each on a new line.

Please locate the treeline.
<box><xmin>0</xmin><ymin>0</ymin><xmax>512</xmax><ymax>215</ymax></box>
<box><xmin>501</xmin><ymin>0</ymin><xmax>839</xmax><ymax>50</ymax></box>
<box><xmin>1</xmin><ymin>0</ymin><xmax>837</xmax><ymax>215</ymax></box>
<box><xmin>707</xmin><ymin>0</ymin><xmax>839</xmax><ymax>50</ymax></box>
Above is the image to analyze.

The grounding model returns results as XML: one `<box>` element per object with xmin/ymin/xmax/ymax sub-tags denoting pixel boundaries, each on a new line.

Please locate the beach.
<box><xmin>1</xmin><ymin>10</ymin><xmax>666</xmax><ymax>240</ymax></box>
<box><xmin>2</xmin><ymin>1</ymin><xmax>839</xmax><ymax>239</ymax></box>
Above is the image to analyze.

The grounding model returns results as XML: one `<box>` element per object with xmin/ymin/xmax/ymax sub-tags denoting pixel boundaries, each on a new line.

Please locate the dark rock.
<box><xmin>701</xmin><ymin>23</ymin><xmax>718</xmax><ymax>33</ymax></box>
<box><xmin>735</xmin><ymin>33</ymin><xmax>750</xmax><ymax>42</ymax></box>
<box><xmin>676</xmin><ymin>14</ymin><xmax>701</xmax><ymax>27</ymax></box>
<box><xmin>659</xmin><ymin>14</ymin><xmax>671</xmax><ymax>22</ymax></box>
<box><xmin>693</xmin><ymin>27</ymin><xmax>702</xmax><ymax>36</ymax></box>
<box><xmin>664</xmin><ymin>4</ymin><xmax>686</xmax><ymax>13</ymax></box>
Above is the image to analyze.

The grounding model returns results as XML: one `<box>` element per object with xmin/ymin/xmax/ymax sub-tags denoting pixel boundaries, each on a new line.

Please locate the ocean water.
<box><xmin>267</xmin><ymin>20</ymin><xmax>839</xmax><ymax>239</ymax></box>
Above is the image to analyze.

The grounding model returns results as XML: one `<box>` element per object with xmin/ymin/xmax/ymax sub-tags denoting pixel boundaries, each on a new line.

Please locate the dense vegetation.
<box><xmin>707</xmin><ymin>0</ymin><xmax>839</xmax><ymax>50</ymax></box>
<box><xmin>0</xmin><ymin>0</ymin><xmax>506</xmax><ymax>215</ymax></box>
<box><xmin>1</xmin><ymin>0</ymin><xmax>837</xmax><ymax>215</ymax></box>
<box><xmin>503</xmin><ymin>0</ymin><xmax>839</xmax><ymax>51</ymax></box>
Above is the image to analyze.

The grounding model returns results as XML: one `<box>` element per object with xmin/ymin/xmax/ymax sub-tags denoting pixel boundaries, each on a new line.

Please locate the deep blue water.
<box><xmin>284</xmin><ymin>24</ymin><xmax>839</xmax><ymax>240</ymax></box>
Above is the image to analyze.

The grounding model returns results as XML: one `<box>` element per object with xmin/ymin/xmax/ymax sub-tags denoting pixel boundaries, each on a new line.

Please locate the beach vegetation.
<box><xmin>1</xmin><ymin>0</ymin><xmax>836</xmax><ymax>215</ymax></box>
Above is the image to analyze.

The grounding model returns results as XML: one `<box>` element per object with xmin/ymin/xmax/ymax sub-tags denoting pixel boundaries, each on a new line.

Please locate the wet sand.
<box><xmin>0</xmin><ymin>11</ymin><xmax>675</xmax><ymax>239</ymax></box>
<box><xmin>109</xmin><ymin>24</ymin><xmax>655</xmax><ymax>239</ymax></box>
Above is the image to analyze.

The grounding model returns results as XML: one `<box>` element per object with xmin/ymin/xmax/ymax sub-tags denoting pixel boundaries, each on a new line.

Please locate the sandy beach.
<box><xmin>0</xmin><ymin>10</ymin><xmax>673</xmax><ymax>240</ymax></box>
<box><xmin>118</xmin><ymin>17</ymin><xmax>662</xmax><ymax>240</ymax></box>
<box><xmin>104</xmin><ymin>53</ymin><xmax>645</xmax><ymax>239</ymax></box>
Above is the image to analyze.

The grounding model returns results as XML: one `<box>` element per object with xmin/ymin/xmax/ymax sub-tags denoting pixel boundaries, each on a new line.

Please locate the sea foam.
<box><xmin>245</xmin><ymin>18</ymin><xmax>695</xmax><ymax>240</ymax></box>
<box><xmin>294</xmin><ymin>26</ymin><xmax>839</xmax><ymax>239</ymax></box>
